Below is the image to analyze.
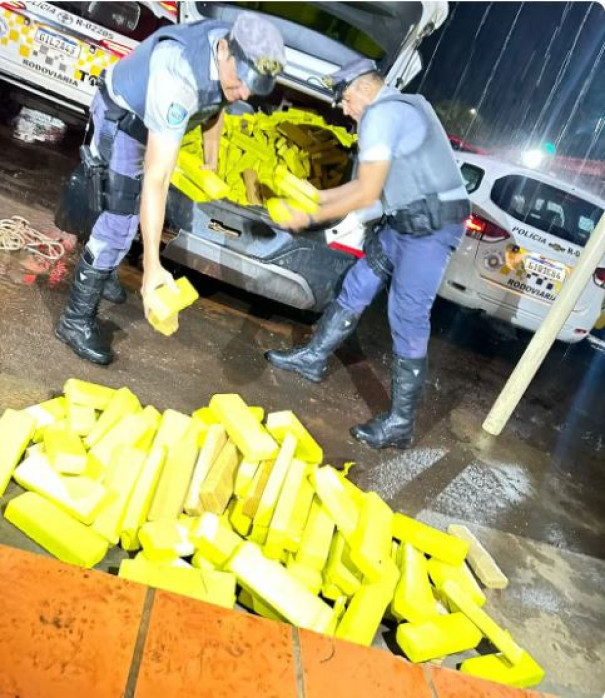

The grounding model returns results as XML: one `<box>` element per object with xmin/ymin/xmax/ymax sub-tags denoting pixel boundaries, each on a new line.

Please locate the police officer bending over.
<box><xmin>55</xmin><ymin>13</ymin><xmax>285</xmax><ymax>365</ymax></box>
<box><xmin>266</xmin><ymin>58</ymin><xmax>470</xmax><ymax>451</ymax></box>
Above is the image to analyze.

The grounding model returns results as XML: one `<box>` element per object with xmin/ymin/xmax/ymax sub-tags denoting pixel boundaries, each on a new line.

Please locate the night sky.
<box><xmin>410</xmin><ymin>2</ymin><xmax>604</xmax><ymax>160</ymax></box>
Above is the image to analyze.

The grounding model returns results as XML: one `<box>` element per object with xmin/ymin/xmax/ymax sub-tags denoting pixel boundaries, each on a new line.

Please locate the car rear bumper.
<box><xmin>438</xmin><ymin>278</ymin><xmax>593</xmax><ymax>343</ymax></box>
<box><xmin>163</xmin><ymin>189</ymin><xmax>355</xmax><ymax>312</ymax></box>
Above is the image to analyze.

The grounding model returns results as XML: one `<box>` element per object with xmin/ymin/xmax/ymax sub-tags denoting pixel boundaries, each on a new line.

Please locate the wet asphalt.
<box><xmin>0</xmin><ymin>122</ymin><xmax>603</xmax><ymax>697</ymax></box>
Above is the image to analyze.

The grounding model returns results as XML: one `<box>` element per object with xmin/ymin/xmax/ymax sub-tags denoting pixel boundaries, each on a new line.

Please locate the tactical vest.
<box><xmin>111</xmin><ymin>19</ymin><xmax>229</xmax><ymax>127</ymax></box>
<box><xmin>360</xmin><ymin>92</ymin><xmax>467</xmax><ymax>214</ymax></box>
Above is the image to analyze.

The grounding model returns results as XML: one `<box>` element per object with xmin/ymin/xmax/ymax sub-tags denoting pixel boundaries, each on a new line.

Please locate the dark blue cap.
<box><xmin>323</xmin><ymin>58</ymin><xmax>378</xmax><ymax>104</ymax></box>
<box><xmin>229</xmin><ymin>12</ymin><xmax>286</xmax><ymax>96</ymax></box>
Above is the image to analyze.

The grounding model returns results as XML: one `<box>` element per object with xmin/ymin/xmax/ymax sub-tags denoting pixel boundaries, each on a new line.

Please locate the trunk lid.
<box><xmin>183</xmin><ymin>2</ymin><xmax>445</xmax><ymax>99</ymax></box>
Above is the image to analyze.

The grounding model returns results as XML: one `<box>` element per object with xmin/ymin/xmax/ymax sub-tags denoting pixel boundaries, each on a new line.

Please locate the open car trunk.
<box><xmin>163</xmin><ymin>82</ymin><xmax>361</xmax><ymax>312</ymax></box>
<box><xmin>55</xmin><ymin>2</ymin><xmax>447</xmax><ymax>312</ymax></box>
<box><xmin>161</xmin><ymin>1</ymin><xmax>441</xmax><ymax>311</ymax></box>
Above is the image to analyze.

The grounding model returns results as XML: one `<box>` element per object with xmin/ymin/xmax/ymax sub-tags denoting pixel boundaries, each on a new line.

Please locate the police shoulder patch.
<box><xmin>167</xmin><ymin>102</ymin><xmax>188</xmax><ymax>126</ymax></box>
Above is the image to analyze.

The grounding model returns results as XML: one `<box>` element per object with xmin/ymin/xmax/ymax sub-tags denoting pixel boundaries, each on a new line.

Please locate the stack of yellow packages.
<box><xmin>171</xmin><ymin>108</ymin><xmax>357</xmax><ymax>226</ymax></box>
<box><xmin>0</xmin><ymin>379</ymin><xmax>544</xmax><ymax>689</ymax></box>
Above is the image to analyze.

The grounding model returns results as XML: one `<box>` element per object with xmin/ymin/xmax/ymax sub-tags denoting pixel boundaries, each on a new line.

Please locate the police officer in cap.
<box><xmin>55</xmin><ymin>12</ymin><xmax>285</xmax><ymax>365</ymax></box>
<box><xmin>266</xmin><ymin>58</ymin><xmax>470</xmax><ymax>450</ymax></box>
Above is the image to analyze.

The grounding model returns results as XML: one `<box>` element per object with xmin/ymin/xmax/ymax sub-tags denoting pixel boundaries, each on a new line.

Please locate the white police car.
<box><xmin>439</xmin><ymin>153</ymin><xmax>605</xmax><ymax>343</ymax></box>
<box><xmin>0</xmin><ymin>1</ymin><xmax>176</xmax><ymax>125</ymax></box>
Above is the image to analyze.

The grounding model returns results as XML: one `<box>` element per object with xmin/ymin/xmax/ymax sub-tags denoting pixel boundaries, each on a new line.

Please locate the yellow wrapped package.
<box><xmin>227</xmin><ymin>541</ymin><xmax>334</xmax><ymax>634</ymax></box>
<box><xmin>335</xmin><ymin>559</ymin><xmax>399</xmax><ymax>646</ymax></box>
<box><xmin>253</xmin><ymin>432</ymin><xmax>297</xmax><ymax>529</ymax></box>
<box><xmin>25</xmin><ymin>397</ymin><xmax>66</xmax><ymax>442</ymax></box>
<box><xmin>184</xmin><ymin>424</ymin><xmax>228</xmax><ymax>515</ymax></box>
<box><xmin>323</xmin><ymin>531</ymin><xmax>362</xmax><ymax>598</ymax></box>
<box><xmin>266</xmin><ymin>410</ymin><xmax>323</xmax><ymax>464</ymax></box>
<box><xmin>85</xmin><ymin>387</ymin><xmax>141</xmax><ymax>449</ymax></box>
<box><xmin>348</xmin><ymin>492</ymin><xmax>393</xmax><ymax>582</ymax></box>
<box><xmin>148</xmin><ymin>418</ymin><xmax>205</xmax><ymax>521</ymax></box>
<box><xmin>209</xmin><ymin>393</ymin><xmax>278</xmax><ymax>461</ymax></box>
<box><xmin>138</xmin><ymin>519</ymin><xmax>195</xmax><ymax>562</ymax></box>
<box><xmin>146</xmin><ymin>276</ymin><xmax>199</xmax><ymax>323</ymax></box>
<box><xmin>120</xmin><ymin>447</ymin><xmax>166</xmax><ymax>551</ymax></box>
<box><xmin>13</xmin><ymin>453</ymin><xmax>106</xmax><ymax>525</ymax></box>
<box><xmin>460</xmin><ymin>651</ymin><xmax>545</xmax><ymax>689</ymax></box>
<box><xmin>149</xmin><ymin>312</ymin><xmax>179</xmax><ymax>337</ymax></box>
<box><xmin>64</xmin><ymin>378</ymin><xmax>116</xmax><ymax>410</ymax></box>
<box><xmin>264</xmin><ymin>458</ymin><xmax>307</xmax><ymax>560</ymax></box>
<box><xmin>294</xmin><ymin>498</ymin><xmax>335</xmax><ymax>572</ymax></box>
<box><xmin>119</xmin><ymin>556</ymin><xmax>210</xmax><ymax>604</ymax></box>
<box><xmin>442</xmin><ymin>580</ymin><xmax>524</xmax><ymax>664</ymax></box>
<box><xmin>310</xmin><ymin>465</ymin><xmax>359</xmax><ymax>539</ymax></box>
<box><xmin>427</xmin><ymin>557</ymin><xmax>487</xmax><ymax>607</ymax></box>
<box><xmin>396</xmin><ymin>613</ymin><xmax>483</xmax><ymax>663</ymax></box>
<box><xmin>6</xmin><ymin>492</ymin><xmax>108</xmax><ymax>568</ymax></box>
<box><xmin>190</xmin><ymin>512</ymin><xmax>243</xmax><ymax>567</ymax></box>
<box><xmin>0</xmin><ymin>408</ymin><xmax>36</xmax><ymax>495</ymax></box>
<box><xmin>43</xmin><ymin>423</ymin><xmax>88</xmax><ymax>475</ymax></box>
<box><xmin>92</xmin><ymin>446</ymin><xmax>145</xmax><ymax>544</ymax></box>
<box><xmin>267</xmin><ymin>197</ymin><xmax>318</xmax><ymax>225</ymax></box>
<box><xmin>392</xmin><ymin>543</ymin><xmax>440</xmax><ymax>624</ymax></box>
<box><xmin>392</xmin><ymin>512</ymin><xmax>469</xmax><ymax>565</ymax></box>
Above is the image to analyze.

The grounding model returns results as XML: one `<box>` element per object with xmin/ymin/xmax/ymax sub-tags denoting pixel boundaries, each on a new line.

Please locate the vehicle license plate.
<box><xmin>35</xmin><ymin>27</ymin><xmax>80</xmax><ymax>58</ymax></box>
<box><xmin>524</xmin><ymin>255</ymin><xmax>567</xmax><ymax>283</ymax></box>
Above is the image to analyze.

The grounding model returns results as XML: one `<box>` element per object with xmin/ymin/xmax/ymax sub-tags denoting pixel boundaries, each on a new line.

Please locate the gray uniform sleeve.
<box><xmin>358</xmin><ymin>101</ymin><xmax>427</xmax><ymax>163</ymax></box>
<box><xmin>144</xmin><ymin>41</ymin><xmax>198</xmax><ymax>141</ymax></box>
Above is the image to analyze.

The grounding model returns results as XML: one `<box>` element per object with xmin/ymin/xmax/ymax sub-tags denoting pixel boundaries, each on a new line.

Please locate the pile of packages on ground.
<box><xmin>171</xmin><ymin>108</ymin><xmax>357</xmax><ymax>224</ymax></box>
<box><xmin>0</xmin><ymin>379</ymin><xmax>544</xmax><ymax>689</ymax></box>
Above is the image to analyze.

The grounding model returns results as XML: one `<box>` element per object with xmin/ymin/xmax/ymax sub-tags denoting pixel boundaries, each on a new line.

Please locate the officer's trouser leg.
<box><xmin>86</xmin><ymin>91</ymin><xmax>146</xmax><ymax>272</ymax></box>
<box><xmin>55</xmin><ymin>92</ymin><xmax>145</xmax><ymax>365</ymax></box>
<box><xmin>265</xmin><ymin>254</ymin><xmax>386</xmax><ymax>382</ymax></box>
<box><xmin>352</xmin><ymin>223</ymin><xmax>464</xmax><ymax>449</ymax></box>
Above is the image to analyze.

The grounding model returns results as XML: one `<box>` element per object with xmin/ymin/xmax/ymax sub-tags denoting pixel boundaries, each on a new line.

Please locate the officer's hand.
<box><xmin>284</xmin><ymin>205</ymin><xmax>315</xmax><ymax>232</ymax></box>
<box><xmin>141</xmin><ymin>263</ymin><xmax>178</xmax><ymax>319</ymax></box>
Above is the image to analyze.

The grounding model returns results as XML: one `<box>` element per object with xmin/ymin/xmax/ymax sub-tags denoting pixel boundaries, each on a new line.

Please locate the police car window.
<box><xmin>460</xmin><ymin>163</ymin><xmax>484</xmax><ymax>194</ymax></box>
<box><xmin>491</xmin><ymin>175</ymin><xmax>603</xmax><ymax>248</ymax></box>
<box><xmin>579</xmin><ymin>216</ymin><xmax>596</xmax><ymax>234</ymax></box>
<box><xmin>53</xmin><ymin>2</ymin><xmax>170</xmax><ymax>41</ymax></box>
<box><xmin>546</xmin><ymin>202</ymin><xmax>565</xmax><ymax>225</ymax></box>
<box><xmin>225</xmin><ymin>2</ymin><xmax>384</xmax><ymax>59</ymax></box>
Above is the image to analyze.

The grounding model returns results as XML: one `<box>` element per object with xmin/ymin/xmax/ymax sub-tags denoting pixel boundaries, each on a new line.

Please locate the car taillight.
<box><xmin>594</xmin><ymin>268</ymin><xmax>605</xmax><ymax>288</ymax></box>
<box><xmin>100</xmin><ymin>39</ymin><xmax>132</xmax><ymax>58</ymax></box>
<box><xmin>159</xmin><ymin>0</ymin><xmax>178</xmax><ymax>16</ymax></box>
<box><xmin>465</xmin><ymin>214</ymin><xmax>510</xmax><ymax>242</ymax></box>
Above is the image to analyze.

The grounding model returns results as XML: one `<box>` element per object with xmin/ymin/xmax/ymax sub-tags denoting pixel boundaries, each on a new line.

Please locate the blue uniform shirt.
<box><xmin>358</xmin><ymin>86</ymin><xmax>427</xmax><ymax>164</ymax></box>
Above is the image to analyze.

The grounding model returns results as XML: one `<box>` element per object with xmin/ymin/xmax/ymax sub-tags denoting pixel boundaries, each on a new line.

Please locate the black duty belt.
<box><xmin>386</xmin><ymin>195</ymin><xmax>471</xmax><ymax>237</ymax></box>
<box><xmin>98</xmin><ymin>77</ymin><xmax>148</xmax><ymax>147</ymax></box>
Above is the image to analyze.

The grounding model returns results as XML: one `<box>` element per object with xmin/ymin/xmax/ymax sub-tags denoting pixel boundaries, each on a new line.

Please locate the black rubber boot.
<box><xmin>265</xmin><ymin>302</ymin><xmax>359</xmax><ymax>382</ymax></box>
<box><xmin>102</xmin><ymin>268</ymin><xmax>127</xmax><ymax>304</ymax></box>
<box><xmin>55</xmin><ymin>252</ymin><xmax>114</xmax><ymax>365</ymax></box>
<box><xmin>350</xmin><ymin>355</ymin><xmax>427</xmax><ymax>449</ymax></box>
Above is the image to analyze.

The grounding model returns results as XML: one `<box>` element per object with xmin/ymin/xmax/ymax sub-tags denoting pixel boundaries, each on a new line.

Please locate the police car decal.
<box><xmin>480</xmin><ymin>242</ymin><xmax>570</xmax><ymax>304</ymax></box>
<box><xmin>167</xmin><ymin>102</ymin><xmax>188</xmax><ymax>126</ymax></box>
<box><xmin>0</xmin><ymin>3</ymin><xmax>131</xmax><ymax>106</ymax></box>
